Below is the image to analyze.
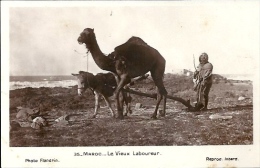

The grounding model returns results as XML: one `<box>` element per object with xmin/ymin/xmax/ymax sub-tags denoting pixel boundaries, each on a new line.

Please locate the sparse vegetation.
<box><xmin>9</xmin><ymin>74</ymin><xmax>253</xmax><ymax>146</ymax></box>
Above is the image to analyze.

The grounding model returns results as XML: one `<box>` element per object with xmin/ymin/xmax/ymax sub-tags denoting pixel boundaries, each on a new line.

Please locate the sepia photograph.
<box><xmin>1</xmin><ymin>1</ymin><xmax>259</xmax><ymax>167</ymax></box>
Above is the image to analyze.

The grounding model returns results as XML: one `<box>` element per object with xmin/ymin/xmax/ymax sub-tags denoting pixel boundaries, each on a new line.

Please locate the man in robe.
<box><xmin>193</xmin><ymin>53</ymin><xmax>213</xmax><ymax>111</ymax></box>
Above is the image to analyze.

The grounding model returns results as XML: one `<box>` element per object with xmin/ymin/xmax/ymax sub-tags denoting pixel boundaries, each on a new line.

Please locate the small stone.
<box><xmin>209</xmin><ymin>114</ymin><xmax>232</xmax><ymax>120</ymax></box>
<box><xmin>53</xmin><ymin>120</ymin><xmax>69</xmax><ymax>127</ymax></box>
<box><xmin>31</xmin><ymin>122</ymin><xmax>41</xmax><ymax>129</ymax></box>
<box><xmin>135</xmin><ymin>103</ymin><xmax>142</xmax><ymax>109</ymax></box>
<box><xmin>18</xmin><ymin>121</ymin><xmax>32</xmax><ymax>127</ymax></box>
<box><xmin>26</xmin><ymin>108</ymin><xmax>40</xmax><ymax>115</ymax></box>
<box><xmin>16</xmin><ymin>110</ymin><xmax>29</xmax><ymax>120</ymax></box>
<box><xmin>16</xmin><ymin>107</ymin><xmax>40</xmax><ymax>121</ymax></box>
<box><xmin>238</xmin><ymin>96</ymin><xmax>246</xmax><ymax>101</ymax></box>
<box><xmin>33</xmin><ymin>117</ymin><xmax>47</xmax><ymax>126</ymax></box>
<box><xmin>55</xmin><ymin>115</ymin><xmax>68</xmax><ymax>122</ymax></box>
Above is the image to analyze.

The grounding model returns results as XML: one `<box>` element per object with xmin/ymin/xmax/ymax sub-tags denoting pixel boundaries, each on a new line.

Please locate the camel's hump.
<box><xmin>126</xmin><ymin>36</ymin><xmax>148</xmax><ymax>46</ymax></box>
<box><xmin>114</xmin><ymin>36</ymin><xmax>149</xmax><ymax>52</ymax></box>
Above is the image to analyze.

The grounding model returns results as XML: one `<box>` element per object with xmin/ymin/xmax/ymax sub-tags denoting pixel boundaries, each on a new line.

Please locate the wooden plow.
<box><xmin>123</xmin><ymin>88</ymin><xmax>193</xmax><ymax>108</ymax></box>
<box><xmin>124</xmin><ymin>74</ymin><xmax>194</xmax><ymax>109</ymax></box>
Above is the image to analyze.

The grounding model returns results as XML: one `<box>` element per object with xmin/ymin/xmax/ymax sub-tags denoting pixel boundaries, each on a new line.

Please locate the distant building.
<box><xmin>171</xmin><ymin>69</ymin><xmax>193</xmax><ymax>76</ymax></box>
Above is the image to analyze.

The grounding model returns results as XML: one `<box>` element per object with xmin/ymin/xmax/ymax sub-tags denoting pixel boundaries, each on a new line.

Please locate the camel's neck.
<box><xmin>87</xmin><ymin>36</ymin><xmax>116</xmax><ymax>73</ymax></box>
<box><xmin>87</xmin><ymin>37</ymin><xmax>103</xmax><ymax>59</ymax></box>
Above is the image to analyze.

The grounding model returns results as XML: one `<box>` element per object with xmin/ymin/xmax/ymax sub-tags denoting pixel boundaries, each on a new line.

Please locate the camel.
<box><xmin>72</xmin><ymin>71</ymin><xmax>132</xmax><ymax>118</ymax></box>
<box><xmin>77</xmin><ymin>28</ymin><xmax>167</xmax><ymax>119</ymax></box>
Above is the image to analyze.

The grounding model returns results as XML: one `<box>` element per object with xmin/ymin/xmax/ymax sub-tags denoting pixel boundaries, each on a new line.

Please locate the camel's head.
<box><xmin>77</xmin><ymin>28</ymin><xmax>95</xmax><ymax>46</ymax></box>
<box><xmin>72</xmin><ymin>71</ymin><xmax>95</xmax><ymax>96</ymax></box>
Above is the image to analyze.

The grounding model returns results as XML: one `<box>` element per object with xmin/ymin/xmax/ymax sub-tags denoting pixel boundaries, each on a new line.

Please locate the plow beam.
<box><xmin>123</xmin><ymin>88</ymin><xmax>193</xmax><ymax>108</ymax></box>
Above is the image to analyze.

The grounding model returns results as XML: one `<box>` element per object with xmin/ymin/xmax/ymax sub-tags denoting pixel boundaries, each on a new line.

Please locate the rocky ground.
<box><xmin>9</xmin><ymin>74</ymin><xmax>253</xmax><ymax>146</ymax></box>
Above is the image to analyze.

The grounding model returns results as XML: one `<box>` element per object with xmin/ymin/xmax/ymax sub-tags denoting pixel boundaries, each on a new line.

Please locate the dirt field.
<box><xmin>9</xmin><ymin>74</ymin><xmax>253</xmax><ymax>146</ymax></box>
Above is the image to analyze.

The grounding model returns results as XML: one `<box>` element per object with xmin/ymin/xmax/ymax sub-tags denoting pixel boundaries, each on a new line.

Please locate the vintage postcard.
<box><xmin>1</xmin><ymin>1</ymin><xmax>259</xmax><ymax>167</ymax></box>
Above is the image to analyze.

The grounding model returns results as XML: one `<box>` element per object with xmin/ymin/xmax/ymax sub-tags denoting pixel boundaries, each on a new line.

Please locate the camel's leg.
<box><xmin>128</xmin><ymin>92</ymin><xmax>133</xmax><ymax>110</ymax></box>
<box><xmin>122</xmin><ymin>91</ymin><xmax>128</xmax><ymax>116</ymax></box>
<box><xmin>126</xmin><ymin>94</ymin><xmax>132</xmax><ymax>115</ymax></box>
<box><xmin>160</xmin><ymin>93</ymin><xmax>167</xmax><ymax>117</ymax></box>
<box><xmin>151</xmin><ymin>89</ymin><xmax>163</xmax><ymax>119</ymax></box>
<box><xmin>151</xmin><ymin>71</ymin><xmax>167</xmax><ymax>119</ymax></box>
<box><xmin>116</xmin><ymin>91</ymin><xmax>125</xmax><ymax>117</ymax></box>
<box><xmin>114</xmin><ymin>75</ymin><xmax>131</xmax><ymax>119</ymax></box>
<box><xmin>93</xmin><ymin>91</ymin><xmax>101</xmax><ymax>118</ymax></box>
<box><xmin>123</xmin><ymin>91</ymin><xmax>132</xmax><ymax>116</ymax></box>
<box><xmin>102</xmin><ymin>95</ymin><xmax>115</xmax><ymax>118</ymax></box>
<box><xmin>114</xmin><ymin>92</ymin><xmax>122</xmax><ymax>119</ymax></box>
<box><xmin>204</xmin><ymin>97</ymin><xmax>208</xmax><ymax>110</ymax></box>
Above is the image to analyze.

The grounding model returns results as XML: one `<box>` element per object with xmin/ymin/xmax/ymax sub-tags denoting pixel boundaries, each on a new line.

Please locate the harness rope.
<box><xmin>86</xmin><ymin>50</ymin><xmax>90</xmax><ymax>72</ymax></box>
<box><xmin>74</xmin><ymin>49</ymin><xmax>93</xmax><ymax>94</ymax></box>
<box><xmin>85</xmin><ymin>50</ymin><xmax>95</xmax><ymax>94</ymax></box>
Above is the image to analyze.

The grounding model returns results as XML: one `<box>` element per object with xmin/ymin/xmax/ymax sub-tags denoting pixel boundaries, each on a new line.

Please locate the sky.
<box><xmin>4</xmin><ymin>1</ymin><xmax>260</xmax><ymax>76</ymax></box>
